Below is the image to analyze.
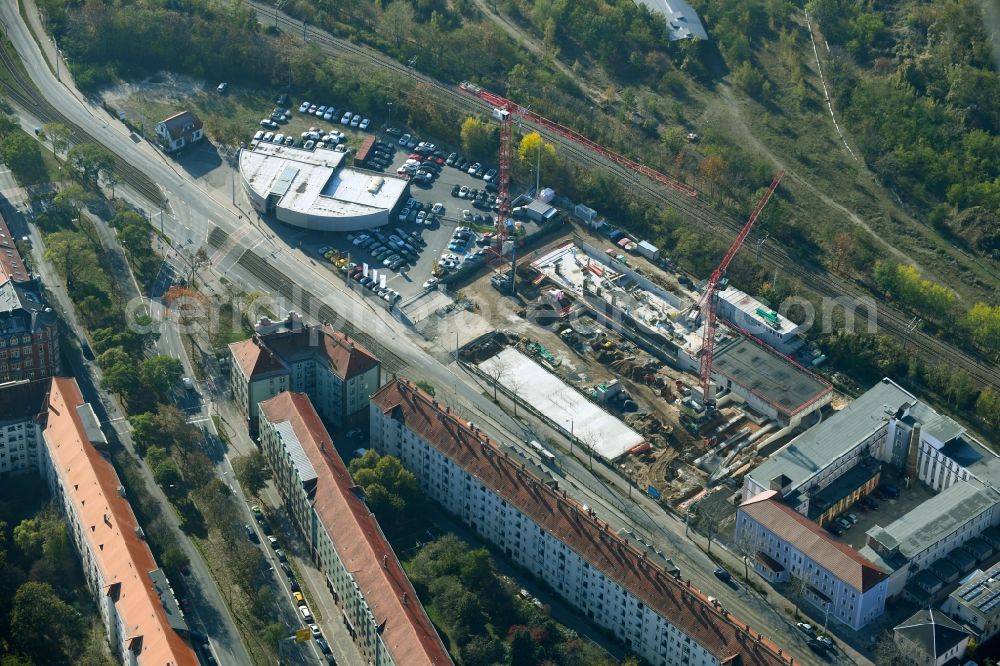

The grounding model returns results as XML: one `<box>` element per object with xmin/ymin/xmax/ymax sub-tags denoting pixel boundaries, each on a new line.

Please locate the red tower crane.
<box><xmin>697</xmin><ymin>170</ymin><xmax>784</xmax><ymax>406</ymax></box>
<box><xmin>458</xmin><ymin>82</ymin><xmax>699</xmax><ymax>282</ymax></box>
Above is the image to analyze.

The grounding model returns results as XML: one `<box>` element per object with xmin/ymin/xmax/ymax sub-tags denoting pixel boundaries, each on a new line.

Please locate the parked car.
<box><xmin>299</xmin><ymin>605</ymin><xmax>313</xmax><ymax>622</ymax></box>
<box><xmin>260</xmin><ymin>119</ymin><xmax>279</xmax><ymax>129</ymax></box>
<box><xmin>880</xmin><ymin>483</ymin><xmax>901</xmax><ymax>498</ymax></box>
<box><xmin>341</xmin><ymin>111</ymin><xmax>353</xmax><ymax>124</ymax></box>
<box><xmin>846</xmin><ymin>512</ymin><xmax>859</xmax><ymax>524</ymax></box>
<box><xmin>835</xmin><ymin>516</ymin><xmax>853</xmax><ymax>530</ymax></box>
<box><xmin>796</xmin><ymin>623</ymin><xmax>814</xmax><ymax>635</ymax></box>
<box><xmin>398</xmin><ymin>133</ymin><xmax>412</xmax><ymax>146</ymax></box>
<box><xmin>244</xmin><ymin>524</ymin><xmax>258</xmax><ymax>543</ymax></box>
<box><xmin>359</xmin><ymin>118</ymin><xmax>370</xmax><ymax>130</ymax></box>
<box><xmin>315</xmin><ymin>105</ymin><xmax>327</xmax><ymax>116</ymax></box>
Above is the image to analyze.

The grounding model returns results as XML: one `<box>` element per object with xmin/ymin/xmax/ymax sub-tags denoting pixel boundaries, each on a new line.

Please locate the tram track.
<box><xmin>0</xmin><ymin>38</ymin><xmax>164</xmax><ymax>206</ymax></box>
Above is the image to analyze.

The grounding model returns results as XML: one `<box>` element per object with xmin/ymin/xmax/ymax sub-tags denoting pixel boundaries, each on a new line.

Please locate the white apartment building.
<box><xmin>37</xmin><ymin>378</ymin><xmax>197</xmax><ymax>665</ymax></box>
<box><xmin>229</xmin><ymin>315</ymin><xmax>380</xmax><ymax>432</ymax></box>
<box><xmin>370</xmin><ymin>379</ymin><xmax>794</xmax><ymax>666</ymax></box>
<box><xmin>0</xmin><ymin>378</ymin><xmax>49</xmax><ymax>476</ymax></box>
<box><xmin>736</xmin><ymin>491</ymin><xmax>889</xmax><ymax>630</ymax></box>
<box><xmin>259</xmin><ymin>391</ymin><xmax>451</xmax><ymax>666</ymax></box>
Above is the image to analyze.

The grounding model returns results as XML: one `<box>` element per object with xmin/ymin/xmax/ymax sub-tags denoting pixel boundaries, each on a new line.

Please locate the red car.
<box><xmin>433</xmin><ymin>156</ymin><xmax>445</xmax><ymax>165</ymax></box>
<box><xmin>408</xmin><ymin>153</ymin><xmax>422</xmax><ymax>160</ymax></box>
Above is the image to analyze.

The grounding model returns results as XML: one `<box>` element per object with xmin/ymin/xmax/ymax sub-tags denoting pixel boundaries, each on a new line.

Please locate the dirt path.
<box><xmin>467</xmin><ymin>0</ymin><xmax>604</xmax><ymax>104</ymax></box>
<box><xmin>714</xmin><ymin>84</ymin><xmax>914</xmax><ymax>264</ymax></box>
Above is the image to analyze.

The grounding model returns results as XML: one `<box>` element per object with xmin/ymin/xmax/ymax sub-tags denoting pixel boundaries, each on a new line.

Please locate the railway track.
<box><xmin>251</xmin><ymin>4</ymin><xmax>1000</xmax><ymax>388</ymax></box>
<box><xmin>0</xmin><ymin>39</ymin><xmax>164</xmax><ymax>206</ymax></box>
<box><xmin>235</xmin><ymin>249</ymin><xmax>408</xmax><ymax>373</ymax></box>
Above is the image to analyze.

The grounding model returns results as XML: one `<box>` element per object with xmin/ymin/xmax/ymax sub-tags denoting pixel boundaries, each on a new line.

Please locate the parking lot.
<box><xmin>833</xmin><ymin>481</ymin><xmax>935</xmax><ymax>551</ymax></box>
<box><xmin>246</xmin><ymin>96</ymin><xmax>514</xmax><ymax>299</ymax></box>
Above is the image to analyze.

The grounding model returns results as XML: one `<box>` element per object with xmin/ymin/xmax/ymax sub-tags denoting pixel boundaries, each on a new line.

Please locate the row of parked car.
<box><xmin>359</xmin><ymin>140</ymin><xmax>397</xmax><ymax>172</ymax></box>
<box><xmin>298</xmin><ymin>100</ymin><xmax>371</xmax><ymax>130</ymax></box>
<box><xmin>252</xmin><ymin>126</ymin><xmax>351</xmax><ymax>154</ymax></box>
<box><xmin>397</xmin><ymin>199</ymin><xmax>443</xmax><ymax>226</ymax></box>
<box><xmin>826</xmin><ymin>483</ymin><xmax>898</xmax><ymax>536</ymax></box>
<box><xmin>350</xmin><ymin>224</ymin><xmax>427</xmax><ymax>272</ymax></box>
<box><xmin>452</xmin><ymin>184</ymin><xmax>500</xmax><ymax>212</ymax></box>
<box><xmin>249</xmin><ymin>506</ymin><xmax>335</xmax><ymax>662</ymax></box>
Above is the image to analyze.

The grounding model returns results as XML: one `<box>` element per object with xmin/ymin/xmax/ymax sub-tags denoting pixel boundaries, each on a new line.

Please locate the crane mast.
<box><xmin>698</xmin><ymin>171</ymin><xmax>784</xmax><ymax>406</ymax></box>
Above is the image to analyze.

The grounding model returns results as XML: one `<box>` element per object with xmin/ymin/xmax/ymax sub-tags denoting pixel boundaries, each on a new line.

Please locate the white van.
<box><xmin>217</xmin><ymin>82</ymin><xmax>228</xmax><ymax>94</ymax></box>
<box><xmin>299</xmin><ymin>605</ymin><xmax>313</xmax><ymax>622</ymax></box>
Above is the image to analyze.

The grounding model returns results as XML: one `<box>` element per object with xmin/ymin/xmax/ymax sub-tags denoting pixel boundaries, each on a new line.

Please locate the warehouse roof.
<box><xmin>747</xmin><ymin>378</ymin><xmax>912</xmax><ymax>493</ymax></box>
<box><xmin>371</xmin><ymin>379</ymin><xmax>794</xmax><ymax>666</ymax></box>
<box><xmin>712</xmin><ymin>336</ymin><xmax>830</xmax><ymax>418</ymax></box>
<box><xmin>259</xmin><ymin>392</ymin><xmax>451</xmax><ymax>665</ymax></box>
<box><xmin>240</xmin><ymin>143</ymin><xmax>406</xmax><ymax>219</ymax></box>
<box><xmin>865</xmin><ymin>480</ymin><xmax>1000</xmax><ymax>561</ymax></box>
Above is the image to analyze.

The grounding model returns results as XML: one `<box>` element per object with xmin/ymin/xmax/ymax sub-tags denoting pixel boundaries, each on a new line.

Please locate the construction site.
<box><xmin>430</xmin><ymin>86</ymin><xmax>837</xmax><ymax>509</ymax></box>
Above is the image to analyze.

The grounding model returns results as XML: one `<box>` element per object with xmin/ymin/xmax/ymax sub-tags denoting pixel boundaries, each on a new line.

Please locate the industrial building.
<box><xmin>704</xmin><ymin>336</ymin><xmax>831</xmax><ymax>426</ymax></box>
<box><xmin>258</xmin><ymin>391</ymin><xmax>451</xmax><ymax>666</ymax></box>
<box><xmin>476</xmin><ymin>346</ymin><xmax>645</xmax><ymax>460</ymax></box>
<box><xmin>942</xmin><ymin>560</ymin><xmax>1000</xmax><ymax>642</ymax></box>
<box><xmin>370</xmin><ymin>379</ymin><xmax>795</xmax><ymax>666</ymax></box>
<box><xmin>862</xmin><ymin>479</ymin><xmax>1000</xmax><ymax>598</ymax></box>
<box><xmin>0</xmin><ymin>377</ymin><xmax>197</xmax><ymax>664</ymax></box>
<box><xmin>736</xmin><ymin>491</ymin><xmax>889</xmax><ymax>630</ymax></box>
<box><xmin>633</xmin><ymin>0</ymin><xmax>708</xmax><ymax>40</ymax></box>
<box><xmin>716</xmin><ymin>287</ymin><xmax>803</xmax><ymax>354</ymax></box>
<box><xmin>742</xmin><ymin>377</ymin><xmax>1000</xmax><ymax>610</ymax></box>
<box><xmin>228</xmin><ymin>313</ymin><xmax>381</xmax><ymax>432</ymax></box>
<box><xmin>239</xmin><ymin>142</ymin><xmax>408</xmax><ymax>231</ymax></box>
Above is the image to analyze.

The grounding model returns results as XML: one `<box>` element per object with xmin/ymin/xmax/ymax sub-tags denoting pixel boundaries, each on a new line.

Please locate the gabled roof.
<box><xmin>228</xmin><ymin>339</ymin><xmax>289</xmax><ymax>380</ymax></box>
<box><xmin>259</xmin><ymin>392</ymin><xmax>451</xmax><ymax>665</ymax></box>
<box><xmin>158</xmin><ymin>111</ymin><xmax>203</xmax><ymax>138</ymax></box>
<box><xmin>739</xmin><ymin>491</ymin><xmax>888</xmax><ymax>592</ymax></box>
<box><xmin>0</xmin><ymin>213</ymin><xmax>30</xmax><ymax>283</ymax></box>
<box><xmin>371</xmin><ymin>379</ymin><xmax>793</xmax><ymax>666</ymax></box>
<box><xmin>43</xmin><ymin>378</ymin><xmax>197</xmax><ymax>665</ymax></box>
<box><xmin>895</xmin><ymin>608</ymin><xmax>970</xmax><ymax>658</ymax></box>
<box><xmin>256</xmin><ymin>324</ymin><xmax>380</xmax><ymax>380</ymax></box>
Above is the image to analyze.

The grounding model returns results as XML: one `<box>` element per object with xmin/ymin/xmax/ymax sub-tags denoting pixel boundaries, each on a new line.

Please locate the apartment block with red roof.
<box><xmin>736</xmin><ymin>491</ymin><xmax>889</xmax><ymax>630</ymax></box>
<box><xmin>369</xmin><ymin>379</ymin><xmax>795</xmax><ymax>666</ymax></box>
<box><xmin>258</xmin><ymin>391</ymin><xmax>451</xmax><ymax>666</ymax></box>
<box><xmin>34</xmin><ymin>378</ymin><xmax>197</xmax><ymax>665</ymax></box>
<box><xmin>229</xmin><ymin>315</ymin><xmax>380</xmax><ymax>433</ymax></box>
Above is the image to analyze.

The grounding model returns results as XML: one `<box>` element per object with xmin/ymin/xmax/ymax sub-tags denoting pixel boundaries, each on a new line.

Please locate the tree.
<box><xmin>460</xmin><ymin>116</ymin><xmax>497</xmax><ymax>160</ymax></box>
<box><xmin>103</xmin><ymin>360</ymin><xmax>141</xmax><ymax>399</ymax></box>
<box><xmin>692</xmin><ymin>497</ymin><xmax>730</xmax><ymax>554</ymax></box>
<box><xmin>139</xmin><ymin>356</ymin><xmax>183</xmax><ymax>397</ymax></box>
<box><xmin>976</xmin><ymin>387</ymin><xmax>1000</xmax><ymax>429</ymax></box>
<box><xmin>660</xmin><ymin>126</ymin><xmax>686</xmax><ymax>154</ymax></box>
<box><xmin>42</xmin><ymin>122</ymin><xmax>71</xmax><ymax>160</ymax></box>
<box><xmin>233</xmin><ymin>451</ymin><xmax>272</xmax><ymax>497</ymax></box>
<box><xmin>101</xmin><ymin>169</ymin><xmax>121</xmax><ymax>198</ymax></box>
<box><xmin>508</xmin><ymin>627</ymin><xmax>540</xmax><ymax>665</ymax></box>
<box><xmin>349</xmin><ymin>450</ymin><xmax>420</xmax><ymax>520</ymax></box>
<box><xmin>66</xmin><ymin>143</ymin><xmax>114</xmax><ymax>185</ymax></box>
<box><xmin>43</xmin><ymin>230</ymin><xmax>101</xmax><ymax>292</ymax></box>
<box><xmin>873</xmin><ymin>632</ymin><xmax>915</xmax><ymax>666</ymax></box>
<box><xmin>10</xmin><ymin>581</ymin><xmax>83</xmax><ymax>661</ymax></box>
<box><xmin>460</xmin><ymin>635</ymin><xmax>505</xmax><ymax>666</ymax></box>
<box><xmin>833</xmin><ymin>232</ymin><xmax>853</xmax><ymax>274</ymax></box>
<box><xmin>129</xmin><ymin>412</ymin><xmax>161</xmax><ymax>454</ymax></box>
<box><xmin>262</xmin><ymin>622</ymin><xmax>288</xmax><ymax>649</ymax></box>
<box><xmin>481</xmin><ymin>354</ymin><xmax>508</xmax><ymax>401</ymax></box>
<box><xmin>154</xmin><ymin>460</ymin><xmax>182</xmax><ymax>490</ymax></box>
<box><xmin>13</xmin><ymin>516</ymin><xmax>44</xmax><ymax>559</ymax></box>
<box><xmin>0</xmin><ymin>132</ymin><xmax>47</xmax><ymax>184</ymax></box>
<box><xmin>379</xmin><ymin>2</ymin><xmax>415</xmax><ymax>48</ymax></box>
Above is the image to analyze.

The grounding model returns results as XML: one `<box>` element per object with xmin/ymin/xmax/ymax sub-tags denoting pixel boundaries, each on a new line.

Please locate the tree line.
<box><xmin>0</xmin><ymin>479</ymin><xmax>115</xmax><ymax>665</ymax></box>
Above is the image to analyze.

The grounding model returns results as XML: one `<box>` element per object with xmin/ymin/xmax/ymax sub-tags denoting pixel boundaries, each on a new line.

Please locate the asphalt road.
<box><xmin>0</xmin><ymin>170</ymin><xmax>252</xmax><ymax>666</ymax></box>
<box><xmin>1</xmin><ymin>5</ymin><xmax>857</xmax><ymax>663</ymax></box>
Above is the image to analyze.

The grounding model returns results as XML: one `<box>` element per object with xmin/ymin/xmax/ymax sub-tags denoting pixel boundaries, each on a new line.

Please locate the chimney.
<box><xmin>905</xmin><ymin>424</ymin><xmax>921</xmax><ymax>479</ymax></box>
<box><xmin>402</xmin><ymin>592</ymin><xmax>409</xmax><ymax>606</ymax></box>
<box><xmin>382</xmin><ymin>554</ymin><xmax>388</xmax><ymax>569</ymax></box>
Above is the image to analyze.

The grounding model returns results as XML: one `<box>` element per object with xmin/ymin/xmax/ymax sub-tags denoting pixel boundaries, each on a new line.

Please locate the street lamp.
<box><xmin>386</xmin><ymin>101</ymin><xmax>393</xmax><ymax>131</ymax></box>
<box><xmin>565</xmin><ymin>419</ymin><xmax>574</xmax><ymax>455</ymax></box>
